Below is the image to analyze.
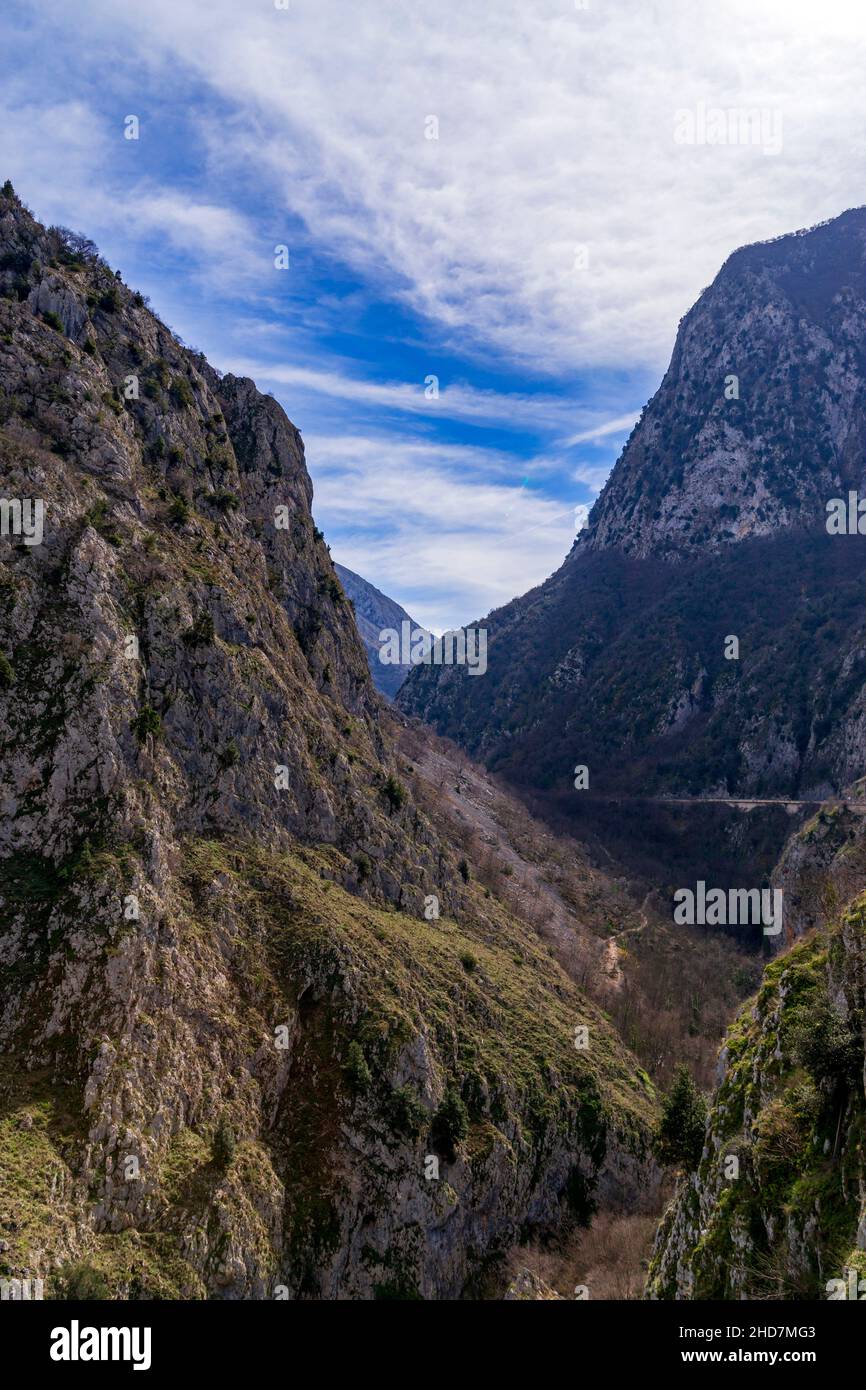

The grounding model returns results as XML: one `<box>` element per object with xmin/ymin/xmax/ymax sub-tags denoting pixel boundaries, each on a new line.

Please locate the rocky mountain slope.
<box><xmin>398</xmin><ymin>208</ymin><xmax>866</xmax><ymax>882</ymax></box>
<box><xmin>0</xmin><ymin>185</ymin><xmax>659</xmax><ymax>1300</ymax></box>
<box><xmin>394</xmin><ymin>715</ymin><xmax>760</xmax><ymax>1092</ymax></box>
<box><xmin>648</xmin><ymin>834</ymin><xmax>866</xmax><ymax>1300</ymax></box>
<box><xmin>334</xmin><ymin>562</ymin><xmax>428</xmax><ymax>699</ymax></box>
<box><xmin>769</xmin><ymin>782</ymin><xmax>866</xmax><ymax>944</ymax></box>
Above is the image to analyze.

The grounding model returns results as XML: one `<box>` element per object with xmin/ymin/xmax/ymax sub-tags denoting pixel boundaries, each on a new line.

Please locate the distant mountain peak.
<box><xmin>335</xmin><ymin>562</ymin><xmax>430</xmax><ymax>698</ymax></box>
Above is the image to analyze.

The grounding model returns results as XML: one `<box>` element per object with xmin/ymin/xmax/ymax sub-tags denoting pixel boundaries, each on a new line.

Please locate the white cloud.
<box><xmin>0</xmin><ymin>99</ymin><xmax>110</xmax><ymax>221</ymax></box>
<box><xmin>563</xmin><ymin>413</ymin><xmax>639</xmax><ymax>447</ymax></box>
<box><xmin>307</xmin><ymin>432</ymin><xmax>576</xmax><ymax>631</ymax></box>
<box><xmin>123</xmin><ymin>191</ymin><xmax>260</xmax><ymax>280</ymax></box>
<box><xmin>45</xmin><ymin>0</ymin><xmax>866</xmax><ymax>374</ymax></box>
<box><xmin>572</xmin><ymin>460</ymin><xmax>616</xmax><ymax>494</ymax></box>
<box><xmin>0</xmin><ymin>92</ymin><xmax>262</xmax><ymax>295</ymax></box>
<box><xmin>223</xmin><ymin>357</ymin><xmax>603</xmax><ymax>435</ymax></box>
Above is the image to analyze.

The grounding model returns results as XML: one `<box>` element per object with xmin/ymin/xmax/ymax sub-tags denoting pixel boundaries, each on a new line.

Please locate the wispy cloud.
<box><xmin>34</xmin><ymin>0</ymin><xmax>866</xmax><ymax>373</ymax></box>
<box><xmin>563</xmin><ymin>413</ymin><xmax>639</xmax><ymax>447</ymax></box>
<box><xmin>0</xmin><ymin>84</ymin><xmax>266</xmax><ymax>301</ymax></box>
<box><xmin>572</xmin><ymin>461</ymin><xmax>617</xmax><ymax>494</ymax></box>
<box><xmin>224</xmin><ymin>358</ymin><xmax>594</xmax><ymax>434</ymax></box>
<box><xmin>122</xmin><ymin>190</ymin><xmax>262</xmax><ymax>287</ymax></box>
<box><xmin>307</xmin><ymin>432</ymin><xmax>576</xmax><ymax>631</ymax></box>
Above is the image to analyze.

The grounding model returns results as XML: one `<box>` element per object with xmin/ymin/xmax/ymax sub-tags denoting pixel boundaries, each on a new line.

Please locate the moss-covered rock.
<box><xmin>648</xmin><ymin>899</ymin><xmax>866</xmax><ymax>1300</ymax></box>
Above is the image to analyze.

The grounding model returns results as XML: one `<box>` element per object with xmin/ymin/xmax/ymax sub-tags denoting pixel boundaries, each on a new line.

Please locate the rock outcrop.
<box><xmin>648</xmin><ymin>884</ymin><xmax>866</xmax><ymax>1299</ymax></box>
<box><xmin>504</xmin><ymin>1267</ymin><xmax>564</xmax><ymax>1300</ymax></box>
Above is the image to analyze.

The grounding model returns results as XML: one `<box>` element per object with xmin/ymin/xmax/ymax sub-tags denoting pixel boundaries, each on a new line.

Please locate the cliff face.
<box><xmin>646</xmin><ymin>790</ymin><xmax>866</xmax><ymax>1300</ymax></box>
<box><xmin>583</xmin><ymin>208</ymin><xmax>866</xmax><ymax>561</ymax></box>
<box><xmin>647</xmin><ymin>889</ymin><xmax>866</xmax><ymax>1300</ymax></box>
<box><xmin>398</xmin><ymin>209</ymin><xmax>866</xmax><ymax>821</ymax></box>
<box><xmin>0</xmin><ymin>188</ymin><xmax>657</xmax><ymax>1300</ymax></box>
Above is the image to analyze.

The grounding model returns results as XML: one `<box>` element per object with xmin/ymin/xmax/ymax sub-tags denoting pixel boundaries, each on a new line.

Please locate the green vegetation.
<box><xmin>431</xmin><ymin>1089</ymin><xmax>469</xmax><ymax>1160</ymax></box>
<box><xmin>649</xmin><ymin>908</ymin><xmax>866</xmax><ymax>1300</ymax></box>
<box><xmin>131</xmin><ymin>704</ymin><xmax>161</xmax><ymax>743</ymax></box>
<box><xmin>51</xmin><ymin>1262</ymin><xmax>110</xmax><ymax>1300</ymax></box>
<box><xmin>320</xmin><ymin>574</ymin><xmax>343</xmax><ymax>603</ymax></box>
<box><xmin>0</xmin><ymin>709</ymin><xmax>656</xmax><ymax>1300</ymax></box>
<box><xmin>382</xmin><ymin>775</ymin><xmax>406</xmax><ymax>812</ymax></box>
<box><xmin>218</xmin><ymin>739</ymin><xmax>240</xmax><ymax>770</ymax></box>
<box><xmin>170</xmin><ymin>374</ymin><xmax>195</xmax><ymax>409</ymax></box>
<box><xmin>98</xmin><ymin>285</ymin><xmax>120</xmax><ymax>313</ymax></box>
<box><xmin>208</xmin><ymin>490</ymin><xmax>239</xmax><ymax>513</ymax></box>
<box><xmin>384</xmin><ymin>1086</ymin><xmax>427</xmax><ymax>1138</ymax></box>
<box><xmin>0</xmin><ymin>1066</ymin><xmax>204</xmax><ymax>1298</ymax></box>
<box><xmin>168</xmin><ymin>495</ymin><xmax>190</xmax><ymax>525</ymax></box>
<box><xmin>182</xmin><ymin>610</ymin><xmax>215</xmax><ymax>646</ymax></box>
<box><xmin>211</xmin><ymin>1117</ymin><xmax>236</xmax><ymax>1168</ymax></box>
<box><xmin>82</xmin><ymin>497</ymin><xmax>122</xmax><ymax>547</ymax></box>
<box><xmin>785</xmin><ymin>991</ymin><xmax>864</xmax><ymax>1115</ymax></box>
<box><xmin>344</xmin><ymin>1041</ymin><xmax>372</xmax><ymax>1093</ymax></box>
<box><xmin>653</xmin><ymin>1064</ymin><xmax>706</xmax><ymax>1170</ymax></box>
<box><xmin>179</xmin><ymin>837</ymin><xmax>655</xmax><ymax>1195</ymax></box>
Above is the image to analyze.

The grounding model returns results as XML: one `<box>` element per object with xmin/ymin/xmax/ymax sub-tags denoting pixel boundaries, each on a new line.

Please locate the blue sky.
<box><xmin>2</xmin><ymin>0</ymin><xmax>865</xmax><ymax>630</ymax></box>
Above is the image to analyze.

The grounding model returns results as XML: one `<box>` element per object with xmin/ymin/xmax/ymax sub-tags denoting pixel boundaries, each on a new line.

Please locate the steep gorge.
<box><xmin>397</xmin><ymin>206</ymin><xmax>866</xmax><ymax>1299</ymax></box>
<box><xmin>0</xmin><ymin>187</ymin><xmax>659</xmax><ymax>1300</ymax></box>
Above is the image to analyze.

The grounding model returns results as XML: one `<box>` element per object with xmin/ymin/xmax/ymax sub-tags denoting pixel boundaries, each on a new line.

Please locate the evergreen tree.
<box><xmin>653</xmin><ymin>1064</ymin><xmax>707</xmax><ymax>1169</ymax></box>
<box><xmin>212</xmin><ymin>1117</ymin><xmax>236</xmax><ymax>1168</ymax></box>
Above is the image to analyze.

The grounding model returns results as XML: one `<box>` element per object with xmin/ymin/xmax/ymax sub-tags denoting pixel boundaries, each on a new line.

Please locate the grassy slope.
<box><xmin>0</xmin><ymin>834</ymin><xmax>657</xmax><ymax>1297</ymax></box>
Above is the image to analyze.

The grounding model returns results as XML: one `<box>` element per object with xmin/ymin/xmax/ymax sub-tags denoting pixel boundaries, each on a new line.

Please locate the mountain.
<box><xmin>398</xmin><ymin>208</ymin><xmax>866</xmax><ymax>885</ymax></box>
<box><xmin>0</xmin><ymin>185</ymin><xmax>660</xmax><ymax>1300</ymax></box>
<box><xmin>334</xmin><ymin>562</ymin><xmax>428</xmax><ymax>699</ymax></box>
